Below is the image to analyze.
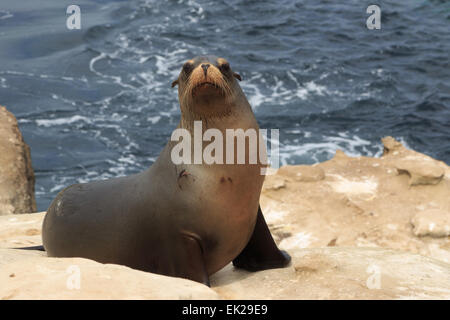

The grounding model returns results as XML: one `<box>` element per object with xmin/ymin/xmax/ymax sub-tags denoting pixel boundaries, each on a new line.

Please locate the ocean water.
<box><xmin>0</xmin><ymin>0</ymin><xmax>449</xmax><ymax>211</ymax></box>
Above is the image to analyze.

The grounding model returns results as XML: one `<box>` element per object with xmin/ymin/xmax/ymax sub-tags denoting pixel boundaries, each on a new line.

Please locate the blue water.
<box><xmin>0</xmin><ymin>0</ymin><xmax>449</xmax><ymax>211</ymax></box>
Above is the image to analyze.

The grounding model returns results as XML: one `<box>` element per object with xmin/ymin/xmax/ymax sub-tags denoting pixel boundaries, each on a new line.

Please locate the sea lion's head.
<box><xmin>172</xmin><ymin>56</ymin><xmax>244</xmax><ymax>118</ymax></box>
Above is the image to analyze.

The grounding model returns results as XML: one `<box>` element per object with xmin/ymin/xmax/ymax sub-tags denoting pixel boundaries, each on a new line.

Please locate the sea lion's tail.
<box><xmin>13</xmin><ymin>245</ymin><xmax>45</xmax><ymax>251</ymax></box>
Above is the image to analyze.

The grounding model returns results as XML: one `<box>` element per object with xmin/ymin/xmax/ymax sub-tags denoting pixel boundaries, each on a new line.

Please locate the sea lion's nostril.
<box><xmin>201</xmin><ymin>64</ymin><xmax>210</xmax><ymax>76</ymax></box>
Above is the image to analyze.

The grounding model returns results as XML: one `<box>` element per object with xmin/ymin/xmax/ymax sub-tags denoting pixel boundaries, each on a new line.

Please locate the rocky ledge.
<box><xmin>0</xmin><ymin>137</ymin><xmax>449</xmax><ymax>299</ymax></box>
<box><xmin>0</xmin><ymin>106</ymin><xmax>36</xmax><ymax>215</ymax></box>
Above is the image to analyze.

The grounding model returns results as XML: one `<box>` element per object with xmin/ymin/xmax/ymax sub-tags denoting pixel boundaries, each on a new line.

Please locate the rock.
<box><xmin>411</xmin><ymin>209</ymin><xmax>450</xmax><ymax>238</ymax></box>
<box><xmin>0</xmin><ymin>213</ymin><xmax>216</xmax><ymax>300</ymax></box>
<box><xmin>211</xmin><ymin>247</ymin><xmax>450</xmax><ymax>299</ymax></box>
<box><xmin>0</xmin><ymin>253</ymin><xmax>219</xmax><ymax>300</ymax></box>
<box><xmin>0</xmin><ymin>106</ymin><xmax>36</xmax><ymax>215</ymax></box>
<box><xmin>0</xmin><ymin>212</ymin><xmax>44</xmax><ymax>249</ymax></box>
<box><xmin>396</xmin><ymin>161</ymin><xmax>444</xmax><ymax>186</ymax></box>
<box><xmin>260</xmin><ymin>137</ymin><xmax>450</xmax><ymax>263</ymax></box>
<box><xmin>1</xmin><ymin>137</ymin><xmax>450</xmax><ymax>299</ymax></box>
<box><xmin>262</xmin><ymin>175</ymin><xmax>286</xmax><ymax>191</ymax></box>
<box><xmin>381</xmin><ymin>136</ymin><xmax>404</xmax><ymax>154</ymax></box>
<box><xmin>2</xmin><ymin>220</ymin><xmax>450</xmax><ymax>299</ymax></box>
<box><xmin>0</xmin><ymin>248</ymin><xmax>45</xmax><ymax>267</ymax></box>
<box><xmin>278</xmin><ymin>165</ymin><xmax>325</xmax><ymax>182</ymax></box>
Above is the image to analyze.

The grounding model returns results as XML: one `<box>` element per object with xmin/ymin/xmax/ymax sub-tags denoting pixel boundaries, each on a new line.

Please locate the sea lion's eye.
<box><xmin>219</xmin><ymin>63</ymin><xmax>230</xmax><ymax>73</ymax></box>
<box><xmin>183</xmin><ymin>62</ymin><xmax>194</xmax><ymax>75</ymax></box>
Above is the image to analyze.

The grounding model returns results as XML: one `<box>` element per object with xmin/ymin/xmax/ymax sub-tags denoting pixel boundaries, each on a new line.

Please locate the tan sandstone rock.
<box><xmin>1</xmin><ymin>137</ymin><xmax>449</xmax><ymax>299</ymax></box>
<box><xmin>411</xmin><ymin>209</ymin><xmax>450</xmax><ymax>238</ymax></box>
<box><xmin>395</xmin><ymin>160</ymin><xmax>444</xmax><ymax>186</ymax></box>
<box><xmin>260</xmin><ymin>137</ymin><xmax>450</xmax><ymax>264</ymax></box>
<box><xmin>0</xmin><ymin>212</ymin><xmax>44</xmax><ymax>249</ymax></box>
<box><xmin>0</xmin><ymin>213</ymin><xmax>217</xmax><ymax>300</ymax></box>
<box><xmin>2</xmin><ymin>215</ymin><xmax>449</xmax><ymax>300</ymax></box>
<box><xmin>211</xmin><ymin>247</ymin><xmax>450</xmax><ymax>299</ymax></box>
<box><xmin>277</xmin><ymin>165</ymin><xmax>325</xmax><ymax>182</ymax></box>
<box><xmin>0</xmin><ymin>106</ymin><xmax>36</xmax><ymax>215</ymax></box>
<box><xmin>0</xmin><ymin>253</ymin><xmax>219</xmax><ymax>300</ymax></box>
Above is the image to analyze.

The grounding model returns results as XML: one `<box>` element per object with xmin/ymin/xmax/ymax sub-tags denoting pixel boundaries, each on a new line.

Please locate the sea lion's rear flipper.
<box><xmin>13</xmin><ymin>245</ymin><xmax>45</xmax><ymax>251</ymax></box>
<box><xmin>173</xmin><ymin>233</ymin><xmax>210</xmax><ymax>286</ymax></box>
<box><xmin>232</xmin><ymin>206</ymin><xmax>291</xmax><ymax>271</ymax></box>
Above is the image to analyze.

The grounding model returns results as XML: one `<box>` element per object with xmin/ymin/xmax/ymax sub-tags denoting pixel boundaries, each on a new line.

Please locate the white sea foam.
<box><xmin>47</xmin><ymin>93</ymin><xmax>77</xmax><ymax>106</ymax></box>
<box><xmin>49</xmin><ymin>176</ymin><xmax>71</xmax><ymax>193</ymax></box>
<box><xmin>279</xmin><ymin>134</ymin><xmax>383</xmax><ymax>165</ymax></box>
<box><xmin>0</xmin><ymin>10</ymin><xmax>13</xmax><ymax>20</ymax></box>
<box><xmin>0</xmin><ymin>70</ymin><xmax>88</xmax><ymax>88</ymax></box>
<box><xmin>243</xmin><ymin>71</ymin><xmax>342</xmax><ymax>109</ymax></box>
<box><xmin>147</xmin><ymin>116</ymin><xmax>161</xmax><ymax>124</ymax></box>
<box><xmin>154</xmin><ymin>48</ymin><xmax>189</xmax><ymax>77</ymax></box>
<box><xmin>89</xmin><ymin>52</ymin><xmax>136</xmax><ymax>90</ymax></box>
<box><xmin>371</xmin><ymin>68</ymin><xmax>384</xmax><ymax>76</ymax></box>
<box><xmin>118</xmin><ymin>155</ymin><xmax>138</xmax><ymax>165</ymax></box>
<box><xmin>181</xmin><ymin>0</ymin><xmax>205</xmax><ymax>23</ymax></box>
<box><xmin>36</xmin><ymin>115</ymin><xmax>92</xmax><ymax>127</ymax></box>
<box><xmin>396</xmin><ymin>136</ymin><xmax>412</xmax><ymax>151</ymax></box>
<box><xmin>0</xmin><ymin>77</ymin><xmax>7</xmax><ymax>88</ymax></box>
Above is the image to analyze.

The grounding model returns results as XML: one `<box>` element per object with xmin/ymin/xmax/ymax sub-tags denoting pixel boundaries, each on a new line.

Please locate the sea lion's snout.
<box><xmin>201</xmin><ymin>63</ymin><xmax>210</xmax><ymax>77</ymax></box>
<box><xmin>186</xmin><ymin>61</ymin><xmax>227</xmax><ymax>98</ymax></box>
<box><xmin>172</xmin><ymin>56</ymin><xmax>245</xmax><ymax>116</ymax></box>
<box><xmin>173</xmin><ymin>56</ymin><xmax>241</xmax><ymax>94</ymax></box>
<box><xmin>172</xmin><ymin>56</ymin><xmax>245</xmax><ymax>117</ymax></box>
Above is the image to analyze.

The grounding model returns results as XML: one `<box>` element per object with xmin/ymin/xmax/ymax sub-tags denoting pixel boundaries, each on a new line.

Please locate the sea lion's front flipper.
<box><xmin>232</xmin><ymin>206</ymin><xmax>291</xmax><ymax>271</ymax></box>
<box><xmin>174</xmin><ymin>233</ymin><xmax>210</xmax><ymax>286</ymax></box>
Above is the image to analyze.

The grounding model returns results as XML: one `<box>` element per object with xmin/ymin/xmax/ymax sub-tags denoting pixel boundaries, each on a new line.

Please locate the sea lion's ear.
<box><xmin>233</xmin><ymin>73</ymin><xmax>242</xmax><ymax>81</ymax></box>
<box><xmin>171</xmin><ymin>79</ymin><xmax>179</xmax><ymax>88</ymax></box>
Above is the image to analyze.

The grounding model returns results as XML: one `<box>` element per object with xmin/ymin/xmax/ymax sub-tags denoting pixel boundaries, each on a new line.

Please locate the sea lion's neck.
<box><xmin>178</xmin><ymin>97</ymin><xmax>257</xmax><ymax>133</ymax></box>
<box><xmin>159</xmin><ymin>90</ymin><xmax>265</xmax><ymax>169</ymax></box>
<box><xmin>179</xmin><ymin>111</ymin><xmax>255</xmax><ymax>133</ymax></box>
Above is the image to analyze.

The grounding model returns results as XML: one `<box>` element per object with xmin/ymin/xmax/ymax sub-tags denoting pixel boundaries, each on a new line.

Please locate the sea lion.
<box><xmin>42</xmin><ymin>55</ymin><xmax>291</xmax><ymax>286</ymax></box>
